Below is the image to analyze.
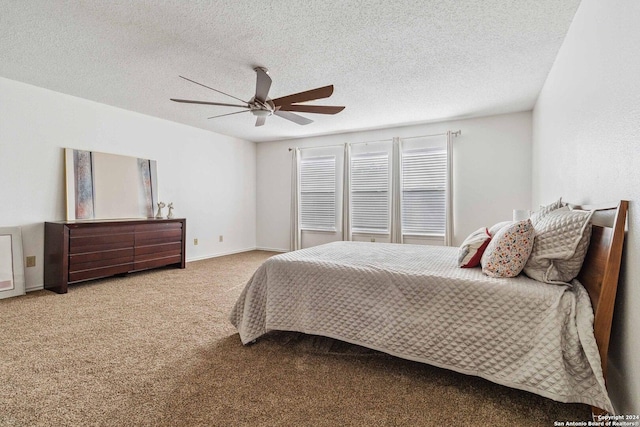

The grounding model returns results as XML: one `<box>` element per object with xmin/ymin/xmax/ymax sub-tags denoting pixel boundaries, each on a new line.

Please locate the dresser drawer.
<box><xmin>135</xmin><ymin>229</ymin><xmax>183</xmax><ymax>246</ymax></box>
<box><xmin>135</xmin><ymin>222</ymin><xmax>182</xmax><ymax>233</ymax></box>
<box><xmin>69</xmin><ymin>248</ymin><xmax>135</xmax><ymax>271</ymax></box>
<box><xmin>135</xmin><ymin>242</ymin><xmax>181</xmax><ymax>259</ymax></box>
<box><xmin>68</xmin><ymin>225</ymin><xmax>135</xmax><ymax>237</ymax></box>
<box><xmin>69</xmin><ymin>233</ymin><xmax>135</xmax><ymax>254</ymax></box>
<box><xmin>134</xmin><ymin>255</ymin><xmax>183</xmax><ymax>271</ymax></box>
<box><xmin>69</xmin><ymin>225</ymin><xmax>135</xmax><ymax>254</ymax></box>
<box><xmin>69</xmin><ymin>262</ymin><xmax>133</xmax><ymax>283</ymax></box>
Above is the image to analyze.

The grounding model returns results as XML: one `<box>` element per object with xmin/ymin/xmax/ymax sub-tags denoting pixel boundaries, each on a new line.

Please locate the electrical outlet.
<box><xmin>219</xmin><ymin>235</ymin><xmax>223</xmax><ymax>242</ymax></box>
<box><xmin>26</xmin><ymin>256</ymin><xmax>36</xmax><ymax>267</ymax></box>
<box><xmin>193</xmin><ymin>238</ymin><xmax>198</xmax><ymax>245</ymax></box>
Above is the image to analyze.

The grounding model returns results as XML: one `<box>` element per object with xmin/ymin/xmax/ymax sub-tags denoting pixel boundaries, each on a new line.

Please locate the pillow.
<box><xmin>523</xmin><ymin>208</ymin><xmax>594</xmax><ymax>284</ymax></box>
<box><xmin>488</xmin><ymin>221</ymin><xmax>512</xmax><ymax>237</ymax></box>
<box><xmin>458</xmin><ymin>228</ymin><xmax>492</xmax><ymax>268</ymax></box>
<box><xmin>481</xmin><ymin>220</ymin><xmax>535</xmax><ymax>278</ymax></box>
<box><xmin>530</xmin><ymin>197</ymin><xmax>566</xmax><ymax>226</ymax></box>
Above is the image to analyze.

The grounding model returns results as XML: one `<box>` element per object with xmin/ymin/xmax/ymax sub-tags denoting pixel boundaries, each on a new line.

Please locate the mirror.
<box><xmin>0</xmin><ymin>227</ymin><xmax>25</xmax><ymax>299</ymax></box>
<box><xmin>65</xmin><ymin>148</ymin><xmax>158</xmax><ymax>221</ymax></box>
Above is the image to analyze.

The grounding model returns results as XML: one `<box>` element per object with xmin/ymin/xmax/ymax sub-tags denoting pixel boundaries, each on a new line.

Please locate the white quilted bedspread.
<box><xmin>230</xmin><ymin>241</ymin><xmax>612</xmax><ymax>412</ymax></box>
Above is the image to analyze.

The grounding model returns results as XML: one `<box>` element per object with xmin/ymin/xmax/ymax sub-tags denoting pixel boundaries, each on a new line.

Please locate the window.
<box><xmin>299</xmin><ymin>156</ymin><xmax>337</xmax><ymax>231</ymax></box>
<box><xmin>293</xmin><ymin>133</ymin><xmax>453</xmax><ymax>248</ymax></box>
<box><xmin>401</xmin><ymin>146</ymin><xmax>447</xmax><ymax>235</ymax></box>
<box><xmin>350</xmin><ymin>152</ymin><xmax>390</xmax><ymax>233</ymax></box>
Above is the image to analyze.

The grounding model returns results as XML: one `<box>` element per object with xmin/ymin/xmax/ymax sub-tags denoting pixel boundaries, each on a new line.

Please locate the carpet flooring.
<box><xmin>0</xmin><ymin>250</ymin><xmax>592</xmax><ymax>426</ymax></box>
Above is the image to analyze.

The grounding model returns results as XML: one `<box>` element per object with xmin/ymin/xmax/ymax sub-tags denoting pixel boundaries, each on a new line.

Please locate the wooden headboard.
<box><xmin>575</xmin><ymin>200</ymin><xmax>628</xmax><ymax>382</ymax></box>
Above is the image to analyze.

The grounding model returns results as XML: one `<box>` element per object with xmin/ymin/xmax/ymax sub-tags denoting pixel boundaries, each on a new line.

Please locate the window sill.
<box><xmin>301</xmin><ymin>228</ymin><xmax>338</xmax><ymax>234</ymax></box>
<box><xmin>352</xmin><ymin>230</ymin><xmax>389</xmax><ymax>236</ymax></box>
<box><xmin>402</xmin><ymin>233</ymin><xmax>445</xmax><ymax>238</ymax></box>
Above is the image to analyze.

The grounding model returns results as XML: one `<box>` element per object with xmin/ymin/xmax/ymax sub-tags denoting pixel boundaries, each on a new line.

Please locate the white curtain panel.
<box><xmin>342</xmin><ymin>143</ymin><xmax>352</xmax><ymax>241</ymax></box>
<box><xmin>290</xmin><ymin>148</ymin><xmax>301</xmax><ymax>251</ymax></box>
<box><xmin>445</xmin><ymin>131</ymin><xmax>454</xmax><ymax>246</ymax></box>
<box><xmin>390</xmin><ymin>137</ymin><xmax>403</xmax><ymax>244</ymax></box>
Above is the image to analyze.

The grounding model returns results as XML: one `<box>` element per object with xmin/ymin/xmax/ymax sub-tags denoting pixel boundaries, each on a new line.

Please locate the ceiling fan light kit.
<box><xmin>251</xmin><ymin>109</ymin><xmax>271</xmax><ymax>117</ymax></box>
<box><xmin>171</xmin><ymin>67</ymin><xmax>344</xmax><ymax>127</ymax></box>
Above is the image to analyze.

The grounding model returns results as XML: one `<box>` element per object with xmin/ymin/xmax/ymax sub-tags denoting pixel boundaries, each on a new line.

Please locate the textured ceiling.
<box><xmin>1</xmin><ymin>1</ymin><xmax>581</xmax><ymax>143</ymax></box>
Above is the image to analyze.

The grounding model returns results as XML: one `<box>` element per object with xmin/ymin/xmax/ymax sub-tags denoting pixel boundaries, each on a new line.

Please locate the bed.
<box><xmin>230</xmin><ymin>201</ymin><xmax>628</xmax><ymax>414</ymax></box>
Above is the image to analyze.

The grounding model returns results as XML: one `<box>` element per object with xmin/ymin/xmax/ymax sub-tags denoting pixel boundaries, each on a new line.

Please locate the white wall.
<box><xmin>257</xmin><ymin>111</ymin><xmax>532</xmax><ymax>251</ymax></box>
<box><xmin>0</xmin><ymin>76</ymin><xmax>257</xmax><ymax>291</ymax></box>
<box><xmin>532</xmin><ymin>0</ymin><xmax>640</xmax><ymax>415</ymax></box>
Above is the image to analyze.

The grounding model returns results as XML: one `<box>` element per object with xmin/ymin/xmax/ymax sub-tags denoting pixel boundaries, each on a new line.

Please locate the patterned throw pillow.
<box><xmin>481</xmin><ymin>220</ymin><xmax>535</xmax><ymax>278</ymax></box>
<box><xmin>523</xmin><ymin>209</ymin><xmax>594</xmax><ymax>284</ymax></box>
<box><xmin>458</xmin><ymin>228</ymin><xmax>492</xmax><ymax>268</ymax></box>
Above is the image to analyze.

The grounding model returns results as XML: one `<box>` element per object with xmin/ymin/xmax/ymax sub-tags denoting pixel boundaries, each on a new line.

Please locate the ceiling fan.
<box><xmin>170</xmin><ymin>67</ymin><xmax>345</xmax><ymax>127</ymax></box>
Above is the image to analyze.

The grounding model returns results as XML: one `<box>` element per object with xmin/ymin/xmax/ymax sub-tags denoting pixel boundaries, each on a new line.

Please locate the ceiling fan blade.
<box><xmin>255</xmin><ymin>116</ymin><xmax>267</xmax><ymax>127</ymax></box>
<box><xmin>277</xmin><ymin>105</ymin><xmax>345</xmax><ymax>115</ymax></box>
<box><xmin>207</xmin><ymin>110</ymin><xmax>251</xmax><ymax>120</ymax></box>
<box><xmin>254</xmin><ymin>67</ymin><xmax>272</xmax><ymax>103</ymax></box>
<box><xmin>271</xmin><ymin>85</ymin><xmax>334</xmax><ymax>107</ymax></box>
<box><xmin>178</xmin><ymin>75</ymin><xmax>248</xmax><ymax>104</ymax></box>
<box><xmin>170</xmin><ymin>98</ymin><xmax>248</xmax><ymax>109</ymax></box>
<box><xmin>274</xmin><ymin>110</ymin><xmax>313</xmax><ymax>125</ymax></box>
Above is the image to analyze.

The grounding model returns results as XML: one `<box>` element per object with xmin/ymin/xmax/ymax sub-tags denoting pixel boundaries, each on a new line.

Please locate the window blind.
<box><xmin>300</xmin><ymin>156</ymin><xmax>337</xmax><ymax>231</ymax></box>
<box><xmin>350</xmin><ymin>153</ymin><xmax>389</xmax><ymax>233</ymax></box>
<box><xmin>401</xmin><ymin>147</ymin><xmax>447</xmax><ymax>235</ymax></box>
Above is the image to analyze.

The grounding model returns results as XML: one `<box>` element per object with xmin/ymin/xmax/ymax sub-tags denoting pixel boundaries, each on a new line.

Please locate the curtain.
<box><xmin>390</xmin><ymin>137</ymin><xmax>403</xmax><ymax>243</ymax></box>
<box><xmin>444</xmin><ymin>131</ymin><xmax>454</xmax><ymax>246</ymax></box>
<box><xmin>342</xmin><ymin>143</ymin><xmax>352</xmax><ymax>241</ymax></box>
<box><xmin>290</xmin><ymin>148</ymin><xmax>301</xmax><ymax>251</ymax></box>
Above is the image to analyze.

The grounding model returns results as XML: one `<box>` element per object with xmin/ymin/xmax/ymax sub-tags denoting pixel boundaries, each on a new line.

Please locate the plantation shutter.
<box><xmin>350</xmin><ymin>153</ymin><xmax>390</xmax><ymax>233</ymax></box>
<box><xmin>300</xmin><ymin>156</ymin><xmax>337</xmax><ymax>231</ymax></box>
<box><xmin>401</xmin><ymin>147</ymin><xmax>447</xmax><ymax>235</ymax></box>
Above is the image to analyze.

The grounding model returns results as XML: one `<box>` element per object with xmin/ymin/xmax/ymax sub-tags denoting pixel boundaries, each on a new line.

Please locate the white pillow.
<box><xmin>530</xmin><ymin>197</ymin><xmax>566</xmax><ymax>226</ymax></box>
<box><xmin>523</xmin><ymin>209</ymin><xmax>594</xmax><ymax>284</ymax></box>
<box><xmin>458</xmin><ymin>227</ymin><xmax>491</xmax><ymax>268</ymax></box>
<box><xmin>488</xmin><ymin>221</ymin><xmax>512</xmax><ymax>237</ymax></box>
<box><xmin>481</xmin><ymin>220</ymin><xmax>535</xmax><ymax>278</ymax></box>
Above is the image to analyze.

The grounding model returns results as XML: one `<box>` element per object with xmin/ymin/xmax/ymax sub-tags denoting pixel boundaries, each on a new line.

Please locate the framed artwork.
<box><xmin>0</xmin><ymin>227</ymin><xmax>25</xmax><ymax>300</ymax></box>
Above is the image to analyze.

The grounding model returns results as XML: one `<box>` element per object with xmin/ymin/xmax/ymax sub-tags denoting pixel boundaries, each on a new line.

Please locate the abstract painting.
<box><xmin>137</xmin><ymin>158</ymin><xmax>154</xmax><ymax>218</ymax></box>
<box><xmin>73</xmin><ymin>149</ymin><xmax>95</xmax><ymax>219</ymax></box>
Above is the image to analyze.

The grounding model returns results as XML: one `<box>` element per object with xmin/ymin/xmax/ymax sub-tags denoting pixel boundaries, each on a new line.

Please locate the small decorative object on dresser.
<box><xmin>44</xmin><ymin>218</ymin><xmax>186</xmax><ymax>294</ymax></box>
<box><xmin>155</xmin><ymin>201</ymin><xmax>166</xmax><ymax>219</ymax></box>
<box><xmin>166</xmin><ymin>202</ymin><xmax>174</xmax><ymax>219</ymax></box>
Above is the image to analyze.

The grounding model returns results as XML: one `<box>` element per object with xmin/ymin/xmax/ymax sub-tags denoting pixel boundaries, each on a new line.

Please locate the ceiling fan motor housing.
<box><xmin>250</xmin><ymin>98</ymin><xmax>275</xmax><ymax>116</ymax></box>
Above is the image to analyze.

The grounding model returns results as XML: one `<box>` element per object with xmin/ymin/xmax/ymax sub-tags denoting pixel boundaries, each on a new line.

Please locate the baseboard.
<box><xmin>255</xmin><ymin>247</ymin><xmax>288</xmax><ymax>253</ymax></box>
<box><xmin>186</xmin><ymin>247</ymin><xmax>261</xmax><ymax>263</ymax></box>
<box><xmin>26</xmin><ymin>284</ymin><xmax>44</xmax><ymax>293</ymax></box>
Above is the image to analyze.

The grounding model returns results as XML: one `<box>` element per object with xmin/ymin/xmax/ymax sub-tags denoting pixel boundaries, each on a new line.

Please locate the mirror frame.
<box><xmin>0</xmin><ymin>227</ymin><xmax>25</xmax><ymax>299</ymax></box>
<box><xmin>64</xmin><ymin>148</ymin><xmax>158</xmax><ymax>221</ymax></box>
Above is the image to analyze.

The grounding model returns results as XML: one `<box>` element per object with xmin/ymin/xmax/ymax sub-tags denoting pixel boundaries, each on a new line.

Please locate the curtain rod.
<box><xmin>288</xmin><ymin>130</ymin><xmax>461</xmax><ymax>151</ymax></box>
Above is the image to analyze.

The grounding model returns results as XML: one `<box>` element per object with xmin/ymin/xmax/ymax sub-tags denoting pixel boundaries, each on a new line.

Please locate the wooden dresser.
<box><xmin>44</xmin><ymin>218</ymin><xmax>186</xmax><ymax>293</ymax></box>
